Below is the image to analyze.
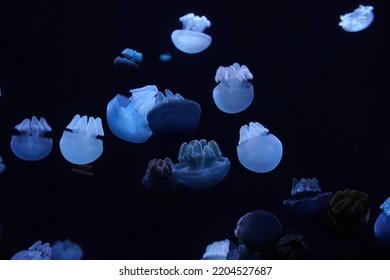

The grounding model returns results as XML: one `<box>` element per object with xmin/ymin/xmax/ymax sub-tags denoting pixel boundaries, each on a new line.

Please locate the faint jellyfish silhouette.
<box><xmin>271</xmin><ymin>231</ymin><xmax>310</xmax><ymax>260</ymax></box>
<box><xmin>323</xmin><ymin>189</ymin><xmax>370</xmax><ymax>236</ymax></box>
<box><xmin>113</xmin><ymin>48</ymin><xmax>143</xmax><ymax>73</ymax></box>
<box><xmin>0</xmin><ymin>155</ymin><xmax>5</xmax><ymax>173</ymax></box>
<box><xmin>374</xmin><ymin>197</ymin><xmax>390</xmax><ymax>249</ymax></box>
<box><xmin>339</xmin><ymin>5</ymin><xmax>374</xmax><ymax>32</ymax></box>
<box><xmin>171</xmin><ymin>13</ymin><xmax>212</xmax><ymax>54</ymax></box>
<box><xmin>201</xmin><ymin>239</ymin><xmax>232</xmax><ymax>260</ymax></box>
<box><xmin>106</xmin><ymin>85</ymin><xmax>157</xmax><ymax>143</ymax></box>
<box><xmin>147</xmin><ymin>89</ymin><xmax>201</xmax><ymax>139</ymax></box>
<box><xmin>213</xmin><ymin>63</ymin><xmax>254</xmax><ymax>114</ymax></box>
<box><xmin>172</xmin><ymin>139</ymin><xmax>230</xmax><ymax>189</ymax></box>
<box><xmin>159</xmin><ymin>52</ymin><xmax>172</xmax><ymax>62</ymax></box>
<box><xmin>59</xmin><ymin>114</ymin><xmax>104</xmax><ymax>165</ymax></box>
<box><xmin>237</xmin><ymin>122</ymin><xmax>283</xmax><ymax>173</ymax></box>
<box><xmin>282</xmin><ymin>177</ymin><xmax>332</xmax><ymax>219</ymax></box>
<box><xmin>10</xmin><ymin>116</ymin><xmax>52</xmax><ymax>161</ymax></box>
<box><xmin>51</xmin><ymin>239</ymin><xmax>83</xmax><ymax>260</ymax></box>
<box><xmin>11</xmin><ymin>240</ymin><xmax>52</xmax><ymax>260</ymax></box>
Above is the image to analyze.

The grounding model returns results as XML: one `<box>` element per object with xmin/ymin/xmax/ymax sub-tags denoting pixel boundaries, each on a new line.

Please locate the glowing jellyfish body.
<box><xmin>11</xmin><ymin>241</ymin><xmax>51</xmax><ymax>260</ymax></box>
<box><xmin>159</xmin><ymin>52</ymin><xmax>172</xmax><ymax>62</ymax></box>
<box><xmin>172</xmin><ymin>139</ymin><xmax>230</xmax><ymax>189</ymax></box>
<box><xmin>147</xmin><ymin>89</ymin><xmax>201</xmax><ymax>139</ymax></box>
<box><xmin>374</xmin><ymin>197</ymin><xmax>390</xmax><ymax>249</ymax></box>
<box><xmin>0</xmin><ymin>155</ymin><xmax>5</xmax><ymax>173</ymax></box>
<box><xmin>237</xmin><ymin>122</ymin><xmax>282</xmax><ymax>173</ymax></box>
<box><xmin>283</xmin><ymin>177</ymin><xmax>332</xmax><ymax>219</ymax></box>
<box><xmin>10</xmin><ymin>116</ymin><xmax>52</xmax><ymax>161</ymax></box>
<box><xmin>113</xmin><ymin>48</ymin><xmax>143</xmax><ymax>73</ymax></box>
<box><xmin>339</xmin><ymin>5</ymin><xmax>374</xmax><ymax>32</ymax></box>
<box><xmin>202</xmin><ymin>239</ymin><xmax>232</xmax><ymax>260</ymax></box>
<box><xmin>106</xmin><ymin>85</ymin><xmax>157</xmax><ymax>143</ymax></box>
<box><xmin>59</xmin><ymin>114</ymin><xmax>104</xmax><ymax>165</ymax></box>
<box><xmin>213</xmin><ymin>63</ymin><xmax>254</xmax><ymax>114</ymax></box>
<box><xmin>171</xmin><ymin>13</ymin><xmax>212</xmax><ymax>54</ymax></box>
<box><xmin>51</xmin><ymin>240</ymin><xmax>83</xmax><ymax>260</ymax></box>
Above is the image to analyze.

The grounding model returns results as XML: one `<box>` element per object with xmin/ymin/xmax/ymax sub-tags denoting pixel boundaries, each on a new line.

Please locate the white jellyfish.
<box><xmin>171</xmin><ymin>13</ymin><xmax>212</xmax><ymax>54</ymax></box>
<box><xmin>339</xmin><ymin>5</ymin><xmax>374</xmax><ymax>32</ymax></box>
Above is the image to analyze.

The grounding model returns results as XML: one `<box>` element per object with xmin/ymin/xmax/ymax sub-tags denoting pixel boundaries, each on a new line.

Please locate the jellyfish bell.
<box><xmin>374</xmin><ymin>197</ymin><xmax>390</xmax><ymax>249</ymax></box>
<box><xmin>59</xmin><ymin>114</ymin><xmax>104</xmax><ymax>165</ymax></box>
<box><xmin>213</xmin><ymin>63</ymin><xmax>254</xmax><ymax>114</ymax></box>
<box><xmin>171</xmin><ymin>13</ymin><xmax>212</xmax><ymax>54</ymax></box>
<box><xmin>339</xmin><ymin>5</ymin><xmax>374</xmax><ymax>32</ymax></box>
<box><xmin>10</xmin><ymin>116</ymin><xmax>53</xmax><ymax>161</ymax></box>
<box><xmin>113</xmin><ymin>48</ymin><xmax>143</xmax><ymax>73</ymax></box>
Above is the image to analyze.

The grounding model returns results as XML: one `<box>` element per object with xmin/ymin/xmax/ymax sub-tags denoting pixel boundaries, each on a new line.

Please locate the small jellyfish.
<box><xmin>113</xmin><ymin>48</ymin><xmax>143</xmax><ymax>73</ymax></box>
<box><xmin>339</xmin><ymin>5</ymin><xmax>374</xmax><ymax>32</ymax></box>
<box><xmin>106</xmin><ymin>85</ymin><xmax>157</xmax><ymax>143</ymax></box>
<box><xmin>374</xmin><ymin>197</ymin><xmax>390</xmax><ymax>249</ymax></box>
<box><xmin>282</xmin><ymin>177</ymin><xmax>332</xmax><ymax>219</ymax></box>
<box><xmin>237</xmin><ymin>122</ymin><xmax>283</xmax><ymax>173</ymax></box>
<box><xmin>201</xmin><ymin>239</ymin><xmax>232</xmax><ymax>260</ymax></box>
<box><xmin>11</xmin><ymin>240</ymin><xmax>52</xmax><ymax>260</ymax></box>
<box><xmin>172</xmin><ymin>139</ymin><xmax>230</xmax><ymax>189</ymax></box>
<box><xmin>51</xmin><ymin>239</ymin><xmax>83</xmax><ymax>260</ymax></box>
<box><xmin>171</xmin><ymin>13</ymin><xmax>212</xmax><ymax>54</ymax></box>
<box><xmin>147</xmin><ymin>89</ymin><xmax>201</xmax><ymax>139</ymax></box>
<box><xmin>213</xmin><ymin>63</ymin><xmax>254</xmax><ymax>114</ymax></box>
<box><xmin>0</xmin><ymin>155</ymin><xmax>5</xmax><ymax>173</ymax></box>
<box><xmin>10</xmin><ymin>116</ymin><xmax>52</xmax><ymax>161</ymax></box>
<box><xmin>59</xmin><ymin>114</ymin><xmax>104</xmax><ymax>165</ymax></box>
<box><xmin>271</xmin><ymin>231</ymin><xmax>310</xmax><ymax>260</ymax></box>
<box><xmin>159</xmin><ymin>52</ymin><xmax>172</xmax><ymax>62</ymax></box>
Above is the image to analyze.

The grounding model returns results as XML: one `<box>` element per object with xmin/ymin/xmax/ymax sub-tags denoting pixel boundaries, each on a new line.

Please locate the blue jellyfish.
<box><xmin>147</xmin><ymin>89</ymin><xmax>201</xmax><ymax>139</ymax></box>
<box><xmin>171</xmin><ymin>13</ymin><xmax>212</xmax><ymax>54</ymax></box>
<box><xmin>159</xmin><ymin>52</ymin><xmax>172</xmax><ymax>62</ymax></box>
<box><xmin>51</xmin><ymin>239</ymin><xmax>83</xmax><ymax>260</ymax></box>
<box><xmin>374</xmin><ymin>197</ymin><xmax>390</xmax><ymax>249</ymax></box>
<box><xmin>172</xmin><ymin>139</ymin><xmax>230</xmax><ymax>189</ymax></box>
<box><xmin>59</xmin><ymin>114</ymin><xmax>104</xmax><ymax>165</ymax></box>
<box><xmin>113</xmin><ymin>48</ymin><xmax>143</xmax><ymax>73</ymax></box>
<box><xmin>202</xmin><ymin>239</ymin><xmax>232</xmax><ymax>260</ymax></box>
<box><xmin>106</xmin><ymin>85</ymin><xmax>157</xmax><ymax>143</ymax></box>
<box><xmin>12</xmin><ymin>240</ymin><xmax>52</xmax><ymax>260</ymax></box>
<box><xmin>339</xmin><ymin>5</ymin><xmax>374</xmax><ymax>32</ymax></box>
<box><xmin>0</xmin><ymin>155</ymin><xmax>5</xmax><ymax>173</ymax></box>
<box><xmin>282</xmin><ymin>177</ymin><xmax>332</xmax><ymax>219</ymax></box>
<box><xmin>237</xmin><ymin>122</ymin><xmax>283</xmax><ymax>173</ymax></box>
<box><xmin>10</xmin><ymin>116</ymin><xmax>52</xmax><ymax>161</ymax></box>
<box><xmin>213</xmin><ymin>63</ymin><xmax>254</xmax><ymax>114</ymax></box>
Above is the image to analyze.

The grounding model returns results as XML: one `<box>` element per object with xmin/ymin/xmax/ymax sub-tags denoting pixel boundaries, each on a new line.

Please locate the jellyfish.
<box><xmin>11</xmin><ymin>240</ymin><xmax>52</xmax><ymax>260</ymax></box>
<box><xmin>271</xmin><ymin>231</ymin><xmax>310</xmax><ymax>260</ymax></box>
<box><xmin>339</xmin><ymin>5</ymin><xmax>374</xmax><ymax>32</ymax></box>
<box><xmin>201</xmin><ymin>239</ymin><xmax>232</xmax><ymax>260</ymax></box>
<box><xmin>213</xmin><ymin>63</ymin><xmax>254</xmax><ymax>114</ymax></box>
<box><xmin>147</xmin><ymin>89</ymin><xmax>201</xmax><ymax>139</ymax></box>
<box><xmin>374</xmin><ymin>197</ymin><xmax>390</xmax><ymax>249</ymax></box>
<box><xmin>51</xmin><ymin>239</ymin><xmax>83</xmax><ymax>260</ymax></box>
<box><xmin>59</xmin><ymin>114</ymin><xmax>104</xmax><ymax>165</ymax></box>
<box><xmin>171</xmin><ymin>13</ymin><xmax>212</xmax><ymax>54</ymax></box>
<box><xmin>172</xmin><ymin>139</ymin><xmax>230</xmax><ymax>189</ymax></box>
<box><xmin>106</xmin><ymin>85</ymin><xmax>157</xmax><ymax>143</ymax></box>
<box><xmin>10</xmin><ymin>116</ymin><xmax>52</xmax><ymax>161</ymax></box>
<box><xmin>159</xmin><ymin>52</ymin><xmax>172</xmax><ymax>62</ymax></box>
<box><xmin>0</xmin><ymin>155</ymin><xmax>5</xmax><ymax>173</ymax></box>
<box><xmin>113</xmin><ymin>48</ymin><xmax>143</xmax><ymax>73</ymax></box>
<box><xmin>282</xmin><ymin>177</ymin><xmax>332</xmax><ymax>219</ymax></box>
<box><xmin>237</xmin><ymin>122</ymin><xmax>283</xmax><ymax>173</ymax></box>
<box><xmin>323</xmin><ymin>189</ymin><xmax>370</xmax><ymax>236</ymax></box>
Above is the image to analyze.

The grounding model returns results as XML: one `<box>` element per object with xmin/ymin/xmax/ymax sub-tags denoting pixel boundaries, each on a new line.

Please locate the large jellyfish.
<box><xmin>339</xmin><ymin>5</ymin><xmax>374</xmax><ymax>32</ymax></box>
<box><xmin>282</xmin><ymin>177</ymin><xmax>332</xmax><ymax>219</ymax></box>
<box><xmin>113</xmin><ymin>48</ymin><xmax>143</xmax><ymax>73</ymax></box>
<box><xmin>213</xmin><ymin>63</ymin><xmax>254</xmax><ymax>114</ymax></box>
<box><xmin>237</xmin><ymin>122</ymin><xmax>283</xmax><ymax>173</ymax></box>
<box><xmin>10</xmin><ymin>116</ymin><xmax>52</xmax><ymax>161</ymax></box>
<box><xmin>106</xmin><ymin>85</ymin><xmax>157</xmax><ymax>143</ymax></box>
<box><xmin>172</xmin><ymin>139</ymin><xmax>230</xmax><ymax>189</ymax></box>
<box><xmin>374</xmin><ymin>197</ymin><xmax>390</xmax><ymax>249</ymax></box>
<box><xmin>59</xmin><ymin>114</ymin><xmax>104</xmax><ymax>165</ymax></box>
<box><xmin>51</xmin><ymin>239</ymin><xmax>83</xmax><ymax>260</ymax></box>
<box><xmin>11</xmin><ymin>240</ymin><xmax>52</xmax><ymax>260</ymax></box>
<box><xmin>147</xmin><ymin>89</ymin><xmax>201</xmax><ymax>139</ymax></box>
<box><xmin>171</xmin><ymin>13</ymin><xmax>212</xmax><ymax>54</ymax></box>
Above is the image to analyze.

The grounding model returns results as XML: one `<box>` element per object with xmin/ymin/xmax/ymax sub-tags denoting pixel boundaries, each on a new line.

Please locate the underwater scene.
<box><xmin>0</xmin><ymin>0</ymin><xmax>389</xmax><ymax>259</ymax></box>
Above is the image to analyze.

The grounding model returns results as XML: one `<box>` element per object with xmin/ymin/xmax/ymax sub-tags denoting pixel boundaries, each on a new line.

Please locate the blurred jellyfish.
<box><xmin>339</xmin><ymin>5</ymin><xmax>374</xmax><ymax>32</ymax></box>
<box><xmin>59</xmin><ymin>114</ymin><xmax>104</xmax><ymax>165</ymax></box>
<box><xmin>213</xmin><ymin>63</ymin><xmax>254</xmax><ymax>114</ymax></box>
<box><xmin>159</xmin><ymin>52</ymin><xmax>172</xmax><ymax>62</ymax></box>
<box><xmin>282</xmin><ymin>177</ymin><xmax>332</xmax><ymax>219</ymax></box>
<box><xmin>237</xmin><ymin>122</ymin><xmax>282</xmax><ymax>173</ymax></box>
<box><xmin>106</xmin><ymin>85</ymin><xmax>157</xmax><ymax>143</ymax></box>
<box><xmin>271</xmin><ymin>231</ymin><xmax>310</xmax><ymax>260</ymax></box>
<box><xmin>10</xmin><ymin>116</ymin><xmax>52</xmax><ymax>161</ymax></box>
<box><xmin>374</xmin><ymin>197</ymin><xmax>390</xmax><ymax>249</ymax></box>
<box><xmin>0</xmin><ymin>155</ymin><xmax>5</xmax><ymax>173</ymax></box>
<box><xmin>147</xmin><ymin>89</ymin><xmax>201</xmax><ymax>139</ymax></box>
<box><xmin>235</xmin><ymin>210</ymin><xmax>283</xmax><ymax>254</ymax></box>
<box><xmin>172</xmin><ymin>139</ymin><xmax>230</xmax><ymax>189</ymax></box>
<box><xmin>12</xmin><ymin>240</ymin><xmax>52</xmax><ymax>260</ymax></box>
<box><xmin>201</xmin><ymin>239</ymin><xmax>232</xmax><ymax>260</ymax></box>
<box><xmin>323</xmin><ymin>189</ymin><xmax>370</xmax><ymax>236</ymax></box>
<box><xmin>171</xmin><ymin>13</ymin><xmax>212</xmax><ymax>54</ymax></box>
<box><xmin>51</xmin><ymin>239</ymin><xmax>83</xmax><ymax>260</ymax></box>
<box><xmin>113</xmin><ymin>48</ymin><xmax>143</xmax><ymax>73</ymax></box>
